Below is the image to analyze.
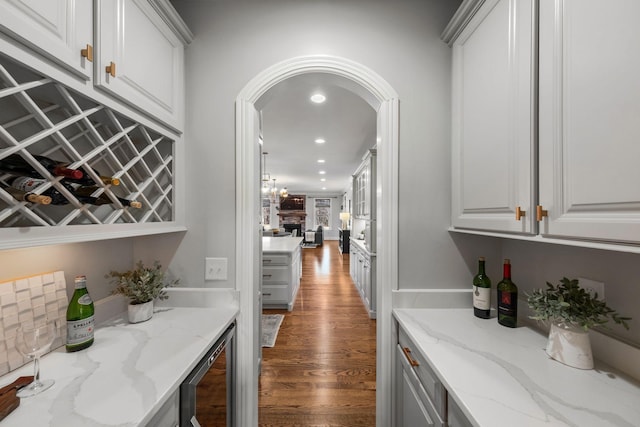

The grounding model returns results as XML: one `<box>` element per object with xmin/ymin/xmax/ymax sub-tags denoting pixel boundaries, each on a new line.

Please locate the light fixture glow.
<box><xmin>320</xmin><ymin>178</ymin><xmax>326</xmax><ymax>182</ymax></box>
<box><xmin>314</xmin><ymin>138</ymin><xmax>325</xmax><ymax>144</ymax></box>
<box><xmin>319</xmin><ymin>170</ymin><xmax>326</xmax><ymax>175</ymax></box>
<box><xmin>322</xmin><ymin>187</ymin><xmax>327</xmax><ymax>190</ymax></box>
<box><xmin>317</xmin><ymin>159</ymin><xmax>325</xmax><ymax>163</ymax></box>
<box><xmin>310</xmin><ymin>93</ymin><xmax>326</xmax><ymax>103</ymax></box>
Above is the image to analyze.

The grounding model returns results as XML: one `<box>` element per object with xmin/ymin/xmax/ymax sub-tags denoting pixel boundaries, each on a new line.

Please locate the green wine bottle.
<box><xmin>497</xmin><ymin>259</ymin><xmax>518</xmax><ymax>328</ymax></box>
<box><xmin>66</xmin><ymin>275</ymin><xmax>95</xmax><ymax>352</ymax></box>
<box><xmin>472</xmin><ymin>257</ymin><xmax>492</xmax><ymax>319</ymax></box>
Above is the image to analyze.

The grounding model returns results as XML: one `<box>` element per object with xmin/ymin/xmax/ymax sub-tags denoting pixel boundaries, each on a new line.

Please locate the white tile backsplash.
<box><xmin>0</xmin><ymin>271</ymin><xmax>68</xmax><ymax>376</ymax></box>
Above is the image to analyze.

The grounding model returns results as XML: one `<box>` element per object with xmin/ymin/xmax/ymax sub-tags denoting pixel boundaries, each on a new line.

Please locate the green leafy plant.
<box><xmin>527</xmin><ymin>277</ymin><xmax>631</xmax><ymax>331</ymax></box>
<box><xmin>107</xmin><ymin>260</ymin><xmax>179</xmax><ymax>305</ymax></box>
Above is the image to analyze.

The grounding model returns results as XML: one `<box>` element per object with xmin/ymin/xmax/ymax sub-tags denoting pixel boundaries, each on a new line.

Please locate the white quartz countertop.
<box><xmin>262</xmin><ymin>236</ymin><xmax>303</xmax><ymax>253</ymax></box>
<box><xmin>0</xmin><ymin>306</ymin><xmax>238</xmax><ymax>426</ymax></box>
<box><xmin>393</xmin><ymin>308</ymin><xmax>640</xmax><ymax>427</ymax></box>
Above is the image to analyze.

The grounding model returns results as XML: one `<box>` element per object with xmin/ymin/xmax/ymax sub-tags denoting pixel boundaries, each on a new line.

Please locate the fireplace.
<box><xmin>283</xmin><ymin>224</ymin><xmax>302</xmax><ymax>236</ymax></box>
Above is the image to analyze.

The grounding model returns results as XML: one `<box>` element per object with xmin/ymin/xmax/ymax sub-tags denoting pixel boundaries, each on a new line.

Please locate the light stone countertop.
<box><xmin>349</xmin><ymin>236</ymin><xmax>375</xmax><ymax>256</ymax></box>
<box><xmin>262</xmin><ymin>236</ymin><xmax>303</xmax><ymax>253</ymax></box>
<box><xmin>0</xmin><ymin>306</ymin><xmax>238</xmax><ymax>426</ymax></box>
<box><xmin>393</xmin><ymin>308</ymin><xmax>640</xmax><ymax>427</ymax></box>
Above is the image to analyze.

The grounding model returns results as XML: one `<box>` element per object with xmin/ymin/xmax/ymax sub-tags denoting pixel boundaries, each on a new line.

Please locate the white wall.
<box><xmin>171</xmin><ymin>0</ymin><xmax>474</xmax><ymax>290</ymax></box>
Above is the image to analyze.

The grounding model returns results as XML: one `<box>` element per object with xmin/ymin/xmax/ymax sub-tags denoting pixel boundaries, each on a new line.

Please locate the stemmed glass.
<box><xmin>14</xmin><ymin>320</ymin><xmax>58</xmax><ymax>397</ymax></box>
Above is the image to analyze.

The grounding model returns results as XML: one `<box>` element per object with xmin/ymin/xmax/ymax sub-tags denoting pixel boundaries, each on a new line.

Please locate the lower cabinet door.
<box><xmin>396</xmin><ymin>345</ymin><xmax>444</xmax><ymax>427</ymax></box>
<box><xmin>448</xmin><ymin>395</ymin><xmax>474</xmax><ymax>427</ymax></box>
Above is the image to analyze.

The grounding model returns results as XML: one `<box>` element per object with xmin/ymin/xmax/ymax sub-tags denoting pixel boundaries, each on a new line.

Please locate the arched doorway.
<box><xmin>235</xmin><ymin>55</ymin><xmax>399</xmax><ymax>427</ymax></box>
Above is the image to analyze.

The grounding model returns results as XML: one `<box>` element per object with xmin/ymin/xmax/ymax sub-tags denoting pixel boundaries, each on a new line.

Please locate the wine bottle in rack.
<box><xmin>472</xmin><ymin>257</ymin><xmax>492</xmax><ymax>319</ymax></box>
<box><xmin>497</xmin><ymin>259</ymin><xmax>518</xmax><ymax>328</ymax></box>
<box><xmin>72</xmin><ymin>186</ymin><xmax>142</xmax><ymax>208</ymax></box>
<box><xmin>0</xmin><ymin>153</ymin><xmax>83</xmax><ymax>179</ymax></box>
<box><xmin>7</xmin><ymin>176</ymin><xmax>71</xmax><ymax>205</ymax></box>
<box><xmin>64</xmin><ymin>167</ymin><xmax>120</xmax><ymax>186</ymax></box>
<box><xmin>66</xmin><ymin>275</ymin><xmax>94</xmax><ymax>352</ymax></box>
<box><xmin>1</xmin><ymin>184</ymin><xmax>52</xmax><ymax>205</ymax></box>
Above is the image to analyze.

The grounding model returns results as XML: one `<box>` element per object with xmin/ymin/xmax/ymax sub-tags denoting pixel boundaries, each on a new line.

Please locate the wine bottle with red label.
<box><xmin>497</xmin><ymin>259</ymin><xmax>518</xmax><ymax>327</ymax></box>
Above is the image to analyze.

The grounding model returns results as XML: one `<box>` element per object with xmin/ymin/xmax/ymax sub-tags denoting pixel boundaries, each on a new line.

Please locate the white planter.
<box><xmin>545</xmin><ymin>322</ymin><xmax>594</xmax><ymax>370</ymax></box>
<box><xmin>128</xmin><ymin>300</ymin><xmax>154</xmax><ymax>323</ymax></box>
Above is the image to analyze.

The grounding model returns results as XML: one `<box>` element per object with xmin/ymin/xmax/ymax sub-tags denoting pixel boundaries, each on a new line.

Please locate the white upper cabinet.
<box><xmin>95</xmin><ymin>0</ymin><xmax>186</xmax><ymax>132</ymax></box>
<box><xmin>449</xmin><ymin>0</ymin><xmax>536</xmax><ymax>234</ymax></box>
<box><xmin>0</xmin><ymin>0</ymin><xmax>93</xmax><ymax>79</ymax></box>
<box><xmin>538</xmin><ymin>0</ymin><xmax>640</xmax><ymax>244</ymax></box>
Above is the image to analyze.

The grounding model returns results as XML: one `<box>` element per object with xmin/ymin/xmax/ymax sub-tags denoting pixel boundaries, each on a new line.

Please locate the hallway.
<box><xmin>259</xmin><ymin>240</ymin><xmax>377</xmax><ymax>426</ymax></box>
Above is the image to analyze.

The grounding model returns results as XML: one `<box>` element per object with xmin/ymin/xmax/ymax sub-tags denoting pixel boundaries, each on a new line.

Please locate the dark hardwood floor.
<box><xmin>259</xmin><ymin>240</ymin><xmax>377</xmax><ymax>426</ymax></box>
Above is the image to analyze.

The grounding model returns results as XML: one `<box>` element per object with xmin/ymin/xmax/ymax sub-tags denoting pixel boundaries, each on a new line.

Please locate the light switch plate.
<box><xmin>205</xmin><ymin>257</ymin><xmax>227</xmax><ymax>281</ymax></box>
<box><xmin>578</xmin><ymin>277</ymin><xmax>605</xmax><ymax>301</ymax></box>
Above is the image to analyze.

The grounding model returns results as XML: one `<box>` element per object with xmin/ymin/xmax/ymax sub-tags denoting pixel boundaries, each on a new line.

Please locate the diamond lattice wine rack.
<box><xmin>0</xmin><ymin>53</ymin><xmax>177</xmax><ymax>246</ymax></box>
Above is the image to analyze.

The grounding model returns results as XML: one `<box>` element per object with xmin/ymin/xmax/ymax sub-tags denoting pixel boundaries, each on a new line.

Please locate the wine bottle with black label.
<box><xmin>472</xmin><ymin>257</ymin><xmax>491</xmax><ymax>319</ymax></box>
<box><xmin>0</xmin><ymin>153</ymin><xmax>83</xmax><ymax>179</ymax></box>
<box><xmin>66</xmin><ymin>275</ymin><xmax>95</xmax><ymax>352</ymax></box>
<box><xmin>497</xmin><ymin>259</ymin><xmax>518</xmax><ymax>328</ymax></box>
<box><xmin>73</xmin><ymin>186</ymin><xmax>142</xmax><ymax>208</ymax></box>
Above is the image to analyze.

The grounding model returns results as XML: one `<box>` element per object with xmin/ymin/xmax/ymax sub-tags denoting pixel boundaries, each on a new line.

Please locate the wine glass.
<box><xmin>14</xmin><ymin>320</ymin><xmax>58</xmax><ymax>397</ymax></box>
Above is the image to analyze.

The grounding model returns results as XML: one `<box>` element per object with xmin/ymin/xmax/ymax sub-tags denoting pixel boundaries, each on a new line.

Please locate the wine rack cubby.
<box><xmin>0</xmin><ymin>53</ymin><xmax>176</xmax><ymax>236</ymax></box>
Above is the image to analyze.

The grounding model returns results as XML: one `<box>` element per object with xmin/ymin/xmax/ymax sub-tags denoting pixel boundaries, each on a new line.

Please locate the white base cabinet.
<box><xmin>349</xmin><ymin>239</ymin><xmax>376</xmax><ymax>318</ymax></box>
<box><xmin>262</xmin><ymin>243</ymin><xmax>302</xmax><ymax>311</ymax></box>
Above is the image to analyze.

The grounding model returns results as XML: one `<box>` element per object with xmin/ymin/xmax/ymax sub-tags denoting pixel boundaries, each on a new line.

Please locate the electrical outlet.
<box><xmin>205</xmin><ymin>257</ymin><xmax>227</xmax><ymax>281</ymax></box>
<box><xmin>578</xmin><ymin>277</ymin><xmax>605</xmax><ymax>301</ymax></box>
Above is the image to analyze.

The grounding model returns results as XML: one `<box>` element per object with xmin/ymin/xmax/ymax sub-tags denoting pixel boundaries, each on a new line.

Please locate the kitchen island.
<box><xmin>394</xmin><ymin>308</ymin><xmax>640</xmax><ymax>426</ymax></box>
<box><xmin>0</xmin><ymin>305</ymin><xmax>238</xmax><ymax>426</ymax></box>
<box><xmin>262</xmin><ymin>236</ymin><xmax>303</xmax><ymax>310</ymax></box>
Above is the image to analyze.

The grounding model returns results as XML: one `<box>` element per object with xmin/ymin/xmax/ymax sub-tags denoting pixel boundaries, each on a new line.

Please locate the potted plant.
<box><xmin>107</xmin><ymin>260</ymin><xmax>179</xmax><ymax>323</ymax></box>
<box><xmin>527</xmin><ymin>277</ymin><xmax>631</xmax><ymax>369</ymax></box>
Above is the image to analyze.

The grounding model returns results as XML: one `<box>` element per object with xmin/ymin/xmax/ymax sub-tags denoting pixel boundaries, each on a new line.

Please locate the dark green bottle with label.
<box><xmin>472</xmin><ymin>257</ymin><xmax>492</xmax><ymax>319</ymax></box>
<box><xmin>497</xmin><ymin>259</ymin><xmax>518</xmax><ymax>327</ymax></box>
<box><xmin>66</xmin><ymin>275</ymin><xmax>95</xmax><ymax>352</ymax></box>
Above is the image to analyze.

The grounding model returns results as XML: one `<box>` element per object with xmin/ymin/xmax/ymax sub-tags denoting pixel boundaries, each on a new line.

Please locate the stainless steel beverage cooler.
<box><xmin>181</xmin><ymin>322</ymin><xmax>235</xmax><ymax>426</ymax></box>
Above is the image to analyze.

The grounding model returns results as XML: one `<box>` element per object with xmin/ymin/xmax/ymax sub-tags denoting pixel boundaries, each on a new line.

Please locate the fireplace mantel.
<box><xmin>277</xmin><ymin>210</ymin><xmax>307</xmax><ymax>218</ymax></box>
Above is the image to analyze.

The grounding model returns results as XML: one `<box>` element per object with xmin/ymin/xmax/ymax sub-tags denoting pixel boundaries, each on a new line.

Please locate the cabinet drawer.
<box><xmin>262</xmin><ymin>285</ymin><xmax>288</xmax><ymax>303</ymax></box>
<box><xmin>263</xmin><ymin>255</ymin><xmax>290</xmax><ymax>266</ymax></box>
<box><xmin>262</xmin><ymin>265</ymin><xmax>290</xmax><ymax>283</ymax></box>
<box><xmin>398</xmin><ymin>328</ymin><xmax>446</xmax><ymax>419</ymax></box>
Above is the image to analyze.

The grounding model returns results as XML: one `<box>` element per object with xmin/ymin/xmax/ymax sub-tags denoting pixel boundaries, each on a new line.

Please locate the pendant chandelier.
<box><xmin>262</xmin><ymin>152</ymin><xmax>286</xmax><ymax>202</ymax></box>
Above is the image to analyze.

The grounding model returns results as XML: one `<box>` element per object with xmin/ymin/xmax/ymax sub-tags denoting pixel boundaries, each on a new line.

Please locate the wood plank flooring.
<box><xmin>259</xmin><ymin>241</ymin><xmax>377</xmax><ymax>427</ymax></box>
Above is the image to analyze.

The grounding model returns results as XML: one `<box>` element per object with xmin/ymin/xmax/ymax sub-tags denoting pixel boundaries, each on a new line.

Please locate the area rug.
<box><xmin>302</xmin><ymin>242</ymin><xmax>317</xmax><ymax>248</ymax></box>
<box><xmin>262</xmin><ymin>314</ymin><xmax>284</xmax><ymax>347</ymax></box>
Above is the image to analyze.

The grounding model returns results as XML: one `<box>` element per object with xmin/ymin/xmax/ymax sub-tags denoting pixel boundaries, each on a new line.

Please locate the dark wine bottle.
<box><xmin>66</xmin><ymin>275</ymin><xmax>95</xmax><ymax>352</ymax></box>
<box><xmin>0</xmin><ymin>153</ymin><xmax>82</xmax><ymax>179</ymax></box>
<box><xmin>1</xmin><ymin>184</ymin><xmax>52</xmax><ymax>205</ymax></box>
<box><xmin>472</xmin><ymin>257</ymin><xmax>492</xmax><ymax>319</ymax></box>
<box><xmin>64</xmin><ymin>167</ymin><xmax>120</xmax><ymax>186</ymax></box>
<box><xmin>7</xmin><ymin>176</ymin><xmax>71</xmax><ymax>205</ymax></box>
<box><xmin>497</xmin><ymin>259</ymin><xmax>518</xmax><ymax>328</ymax></box>
<box><xmin>73</xmin><ymin>186</ymin><xmax>142</xmax><ymax>208</ymax></box>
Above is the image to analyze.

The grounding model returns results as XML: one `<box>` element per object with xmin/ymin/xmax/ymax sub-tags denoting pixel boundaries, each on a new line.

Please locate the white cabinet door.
<box><xmin>538</xmin><ymin>0</ymin><xmax>640</xmax><ymax>244</ymax></box>
<box><xmin>396</xmin><ymin>346</ymin><xmax>434</xmax><ymax>427</ymax></box>
<box><xmin>451</xmin><ymin>0</ymin><xmax>536</xmax><ymax>234</ymax></box>
<box><xmin>95</xmin><ymin>0</ymin><xmax>184</xmax><ymax>131</ymax></box>
<box><xmin>0</xmin><ymin>0</ymin><xmax>92</xmax><ymax>79</ymax></box>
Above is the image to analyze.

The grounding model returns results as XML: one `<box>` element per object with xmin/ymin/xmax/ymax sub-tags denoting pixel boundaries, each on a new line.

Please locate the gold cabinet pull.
<box><xmin>536</xmin><ymin>205</ymin><xmax>548</xmax><ymax>222</ymax></box>
<box><xmin>401</xmin><ymin>347</ymin><xmax>419</xmax><ymax>367</ymax></box>
<box><xmin>80</xmin><ymin>44</ymin><xmax>93</xmax><ymax>62</ymax></box>
<box><xmin>106</xmin><ymin>61</ymin><xmax>116</xmax><ymax>77</ymax></box>
<box><xmin>515</xmin><ymin>206</ymin><xmax>526</xmax><ymax>221</ymax></box>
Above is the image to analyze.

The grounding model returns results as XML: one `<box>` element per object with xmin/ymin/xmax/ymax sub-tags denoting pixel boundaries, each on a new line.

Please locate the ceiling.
<box><xmin>258</xmin><ymin>73</ymin><xmax>376</xmax><ymax>195</ymax></box>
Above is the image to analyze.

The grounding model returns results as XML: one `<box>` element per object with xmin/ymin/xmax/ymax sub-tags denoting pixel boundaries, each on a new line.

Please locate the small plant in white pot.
<box><xmin>107</xmin><ymin>260</ymin><xmax>179</xmax><ymax>323</ymax></box>
<box><xmin>527</xmin><ymin>277</ymin><xmax>631</xmax><ymax>370</ymax></box>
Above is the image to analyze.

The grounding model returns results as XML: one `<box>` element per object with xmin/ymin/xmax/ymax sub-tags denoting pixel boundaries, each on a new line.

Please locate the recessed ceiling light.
<box><xmin>310</xmin><ymin>93</ymin><xmax>326</xmax><ymax>103</ymax></box>
<box><xmin>320</xmin><ymin>178</ymin><xmax>326</xmax><ymax>182</ymax></box>
<box><xmin>319</xmin><ymin>171</ymin><xmax>326</xmax><ymax>175</ymax></box>
<box><xmin>317</xmin><ymin>159</ymin><xmax>325</xmax><ymax>163</ymax></box>
<box><xmin>322</xmin><ymin>187</ymin><xmax>327</xmax><ymax>190</ymax></box>
<box><xmin>315</xmin><ymin>138</ymin><xmax>325</xmax><ymax>144</ymax></box>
